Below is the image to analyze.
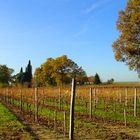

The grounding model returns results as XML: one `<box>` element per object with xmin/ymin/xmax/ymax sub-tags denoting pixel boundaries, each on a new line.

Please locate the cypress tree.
<box><xmin>19</xmin><ymin>67</ymin><xmax>24</xmax><ymax>84</ymax></box>
<box><xmin>24</xmin><ymin>60</ymin><xmax>32</xmax><ymax>87</ymax></box>
<box><xmin>17</xmin><ymin>67</ymin><xmax>24</xmax><ymax>85</ymax></box>
<box><xmin>94</xmin><ymin>73</ymin><xmax>101</xmax><ymax>85</ymax></box>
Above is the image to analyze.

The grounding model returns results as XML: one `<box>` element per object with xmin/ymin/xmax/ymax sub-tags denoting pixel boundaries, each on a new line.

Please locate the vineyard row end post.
<box><xmin>69</xmin><ymin>78</ymin><xmax>76</xmax><ymax>140</ymax></box>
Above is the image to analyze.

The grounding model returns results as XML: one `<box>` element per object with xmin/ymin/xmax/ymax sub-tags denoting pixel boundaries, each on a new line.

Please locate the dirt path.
<box><xmin>28</xmin><ymin>124</ymin><xmax>69</xmax><ymax>140</ymax></box>
<box><xmin>105</xmin><ymin>124</ymin><xmax>140</xmax><ymax>140</ymax></box>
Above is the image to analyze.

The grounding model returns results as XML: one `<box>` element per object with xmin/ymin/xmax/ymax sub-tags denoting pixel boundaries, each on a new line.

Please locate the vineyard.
<box><xmin>0</xmin><ymin>84</ymin><xmax>140</xmax><ymax>139</ymax></box>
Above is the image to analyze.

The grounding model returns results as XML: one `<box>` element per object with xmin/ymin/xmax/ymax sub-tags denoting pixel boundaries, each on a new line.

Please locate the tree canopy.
<box><xmin>34</xmin><ymin>55</ymin><xmax>87</xmax><ymax>86</ymax></box>
<box><xmin>94</xmin><ymin>73</ymin><xmax>101</xmax><ymax>85</ymax></box>
<box><xmin>15</xmin><ymin>60</ymin><xmax>32</xmax><ymax>87</ymax></box>
<box><xmin>112</xmin><ymin>0</ymin><xmax>140</xmax><ymax>77</ymax></box>
<box><xmin>0</xmin><ymin>65</ymin><xmax>14</xmax><ymax>86</ymax></box>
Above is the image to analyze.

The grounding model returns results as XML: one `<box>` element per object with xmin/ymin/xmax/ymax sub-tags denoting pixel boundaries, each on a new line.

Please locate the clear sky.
<box><xmin>0</xmin><ymin>0</ymin><xmax>139</xmax><ymax>82</ymax></box>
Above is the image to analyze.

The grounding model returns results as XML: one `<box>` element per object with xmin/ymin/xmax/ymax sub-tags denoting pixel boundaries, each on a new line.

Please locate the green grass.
<box><xmin>11</xmin><ymin>96</ymin><xmax>140</xmax><ymax>127</ymax></box>
<box><xmin>0</xmin><ymin>102</ymin><xmax>31</xmax><ymax>139</ymax></box>
<box><xmin>0</xmin><ymin>103</ymin><xmax>23</xmax><ymax>129</ymax></box>
<box><xmin>113</xmin><ymin>81</ymin><xmax>140</xmax><ymax>86</ymax></box>
<box><xmin>3</xmin><ymin>95</ymin><xmax>140</xmax><ymax>139</ymax></box>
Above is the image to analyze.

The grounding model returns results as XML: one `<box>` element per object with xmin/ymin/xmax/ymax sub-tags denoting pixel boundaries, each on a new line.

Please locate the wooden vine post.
<box><xmin>34</xmin><ymin>85</ymin><xmax>38</xmax><ymax>123</ymax></box>
<box><xmin>48</xmin><ymin>110</ymin><xmax>50</xmax><ymax>125</ymax></box>
<box><xmin>124</xmin><ymin>108</ymin><xmax>127</xmax><ymax>127</ymax></box>
<box><xmin>90</xmin><ymin>87</ymin><xmax>92</xmax><ymax>119</ymax></box>
<box><xmin>54</xmin><ymin>111</ymin><xmax>57</xmax><ymax>131</ymax></box>
<box><xmin>125</xmin><ymin>88</ymin><xmax>128</xmax><ymax>106</ymax></box>
<box><xmin>59</xmin><ymin>87</ymin><xmax>61</xmax><ymax>110</ymax></box>
<box><xmin>10</xmin><ymin>90</ymin><xmax>12</xmax><ymax>104</ymax></box>
<box><xmin>6</xmin><ymin>88</ymin><xmax>8</xmax><ymax>103</ymax></box>
<box><xmin>20</xmin><ymin>89</ymin><xmax>22</xmax><ymax>111</ymax></box>
<box><xmin>64</xmin><ymin>111</ymin><xmax>66</xmax><ymax>136</ymax></box>
<box><xmin>134</xmin><ymin>88</ymin><xmax>137</xmax><ymax>117</ymax></box>
<box><xmin>119</xmin><ymin>92</ymin><xmax>122</xmax><ymax>103</ymax></box>
<box><xmin>69</xmin><ymin>78</ymin><xmax>76</xmax><ymax>140</ymax></box>
<box><xmin>94</xmin><ymin>88</ymin><xmax>96</xmax><ymax>110</ymax></box>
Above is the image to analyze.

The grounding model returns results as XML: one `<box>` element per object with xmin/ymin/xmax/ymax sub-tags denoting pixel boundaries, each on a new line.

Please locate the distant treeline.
<box><xmin>0</xmin><ymin>55</ymin><xmax>114</xmax><ymax>87</ymax></box>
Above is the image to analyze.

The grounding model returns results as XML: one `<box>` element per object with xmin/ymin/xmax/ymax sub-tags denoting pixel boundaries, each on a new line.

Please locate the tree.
<box><xmin>51</xmin><ymin>55</ymin><xmax>70</xmax><ymax>85</ymax></box>
<box><xmin>112</xmin><ymin>0</ymin><xmax>140</xmax><ymax>76</ymax></box>
<box><xmin>34</xmin><ymin>62</ymin><xmax>56</xmax><ymax>87</ymax></box>
<box><xmin>15</xmin><ymin>60</ymin><xmax>33</xmax><ymax>87</ymax></box>
<box><xmin>0</xmin><ymin>65</ymin><xmax>14</xmax><ymax>86</ymax></box>
<box><xmin>34</xmin><ymin>55</ymin><xmax>87</xmax><ymax>86</ymax></box>
<box><xmin>16</xmin><ymin>67</ymin><xmax>24</xmax><ymax>85</ymax></box>
<box><xmin>52</xmin><ymin>55</ymin><xmax>87</xmax><ymax>85</ymax></box>
<box><xmin>41</xmin><ymin>57</ymin><xmax>56</xmax><ymax>86</ymax></box>
<box><xmin>24</xmin><ymin>60</ymin><xmax>32</xmax><ymax>86</ymax></box>
<box><xmin>107</xmin><ymin>78</ymin><xmax>114</xmax><ymax>84</ymax></box>
<box><xmin>94</xmin><ymin>73</ymin><xmax>101</xmax><ymax>85</ymax></box>
<box><xmin>34</xmin><ymin>67</ymin><xmax>45</xmax><ymax>86</ymax></box>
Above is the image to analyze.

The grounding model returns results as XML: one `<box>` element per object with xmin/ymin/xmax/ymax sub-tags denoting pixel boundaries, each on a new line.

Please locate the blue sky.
<box><xmin>0</xmin><ymin>0</ymin><xmax>139</xmax><ymax>82</ymax></box>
